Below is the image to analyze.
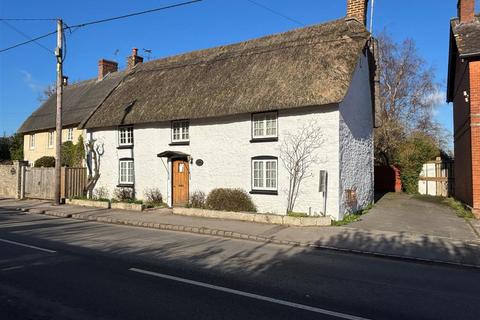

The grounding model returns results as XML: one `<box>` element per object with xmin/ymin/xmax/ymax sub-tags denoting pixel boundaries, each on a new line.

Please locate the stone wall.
<box><xmin>0</xmin><ymin>161</ymin><xmax>21</xmax><ymax>198</ymax></box>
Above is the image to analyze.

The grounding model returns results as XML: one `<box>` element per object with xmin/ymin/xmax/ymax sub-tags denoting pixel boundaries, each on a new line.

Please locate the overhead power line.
<box><xmin>0</xmin><ymin>18</ymin><xmax>57</xmax><ymax>21</ymax></box>
<box><xmin>66</xmin><ymin>0</ymin><xmax>202</xmax><ymax>29</ymax></box>
<box><xmin>0</xmin><ymin>20</ymin><xmax>54</xmax><ymax>54</ymax></box>
<box><xmin>0</xmin><ymin>29</ymin><xmax>57</xmax><ymax>53</ymax></box>
<box><xmin>0</xmin><ymin>0</ymin><xmax>203</xmax><ymax>53</ymax></box>
<box><xmin>245</xmin><ymin>0</ymin><xmax>305</xmax><ymax>27</ymax></box>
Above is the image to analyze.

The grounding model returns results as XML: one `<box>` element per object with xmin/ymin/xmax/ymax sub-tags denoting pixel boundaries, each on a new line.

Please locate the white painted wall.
<box><xmin>90</xmin><ymin>105</ymin><xmax>341</xmax><ymax>218</ymax></box>
<box><xmin>338</xmin><ymin>52</ymin><xmax>374</xmax><ymax>218</ymax></box>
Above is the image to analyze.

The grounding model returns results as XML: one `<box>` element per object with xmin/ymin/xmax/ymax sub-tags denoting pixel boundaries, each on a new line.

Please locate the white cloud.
<box><xmin>20</xmin><ymin>70</ymin><xmax>44</xmax><ymax>93</ymax></box>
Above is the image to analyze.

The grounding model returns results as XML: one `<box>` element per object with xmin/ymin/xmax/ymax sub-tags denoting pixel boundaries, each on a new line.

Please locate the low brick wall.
<box><xmin>173</xmin><ymin>207</ymin><xmax>332</xmax><ymax>226</ymax></box>
<box><xmin>0</xmin><ymin>162</ymin><xmax>20</xmax><ymax>198</ymax></box>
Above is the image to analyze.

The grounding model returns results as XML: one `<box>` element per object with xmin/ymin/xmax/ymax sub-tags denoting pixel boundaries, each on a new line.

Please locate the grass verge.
<box><xmin>331</xmin><ymin>204</ymin><xmax>373</xmax><ymax>226</ymax></box>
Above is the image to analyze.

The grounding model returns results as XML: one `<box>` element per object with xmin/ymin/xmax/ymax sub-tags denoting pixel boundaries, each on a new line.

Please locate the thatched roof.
<box><xmin>81</xmin><ymin>18</ymin><xmax>370</xmax><ymax>129</ymax></box>
<box><xmin>18</xmin><ymin>72</ymin><xmax>123</xmax><ymax>133</ymax></box>
<box><xmin>451</xmin><ymin>15</ymin><xmax>480</xmax><ymax>58</ymax></box>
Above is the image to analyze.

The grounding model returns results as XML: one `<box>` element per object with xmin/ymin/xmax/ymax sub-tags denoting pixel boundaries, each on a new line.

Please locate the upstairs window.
<box><xmin>66</xmin><ymin>128</ymin><xmax>74</xmax><ymax>141</ymax></box>
<box><xmin>48</xmin><ymin>131</ymin><xmax>54</xmax><ymax>148</ymax></box>
<box><xmin>252</xmin><ymin>157</ymin><xmax>278</xmax><ymax>192</ymax></box>
<box><xmin>172</xmin><ymin>120</ymin><xmax>189</xmax><ymax>143</ymax></box>
<box><xmin>119</xmin><ymin>159</ymin><xmax>134</xmax><ymax>185</ymax></box>
<box><xmin>252</xmin><ymin>112</ymin><xmax>278</xmax><ymax>140</ymax></box>
<box><xmin>29</xmin><ymin>134</ymin><xmax>35</xmax><ymax>150</ymax></box>
<box><xmin>119</xmin><ymin>126</ymin><xmax>134</xmax><ymax>146</ymax></box>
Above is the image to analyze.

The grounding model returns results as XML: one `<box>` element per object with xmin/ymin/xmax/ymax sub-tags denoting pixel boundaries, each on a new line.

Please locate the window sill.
<box><xmin>117</xmin><ymin>184</ymin><xmax>134</xmax><ymax>188</ymax></box>
<box><xmin>250</xmin><ymin>137</ymin><xmax>278</xmax><ymax>143</ymax></box>
<box><xmin>169</xmin><ymin>141</ymin><xmax>190</xmax><ymax>146</ymax></box>
<box><xmin>250</xmin><ymin>190</ymin><xmax>278</xmax><ymax>195</ymax></box>
<box><xmin>117</xmin><ymin>145</ymin><xmax>134</xmax><ymax>149</ymax></box>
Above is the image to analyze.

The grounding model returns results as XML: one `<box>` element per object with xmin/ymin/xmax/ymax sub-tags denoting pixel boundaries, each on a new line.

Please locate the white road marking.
<box><xmin>0</xmin><ymin>238</ymin><xmax>56</xmax><ymax>253</ymax></box>
<box><xmin>129</xmin><ymin>267</ymin><xmax>371</xmax><ymax>320</ymax></box>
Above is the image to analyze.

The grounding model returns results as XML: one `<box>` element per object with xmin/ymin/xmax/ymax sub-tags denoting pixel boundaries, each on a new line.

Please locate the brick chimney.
<box><xmin>98</xmin><ymin>59</ymin><xmax>118</xmax><ymax>80</ymax></box>
<box><xmin>458</xmin><ymin>0</ymin><xmax>476</xmax><ymax>23</ymax></box>
<box><xmin>127</xmin><ymin>48</ymin><xmax>143</xmax><ymax>70</ymax></box>
<box><xmin>347</xmin><ymin>0</ymin><xmax>369</xmax><ymax>26</ymax></box>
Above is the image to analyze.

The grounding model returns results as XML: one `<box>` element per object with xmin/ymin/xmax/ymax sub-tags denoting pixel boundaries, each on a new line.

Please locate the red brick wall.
<box><xmin>347</xmin><ymin>0</ymin><xmax>369</xmax><ymax>25</ymax></box>
<box><xmin>470</xmin><ymin>60</ymin><xmax>480</xmax><ymax>216</ymax></box>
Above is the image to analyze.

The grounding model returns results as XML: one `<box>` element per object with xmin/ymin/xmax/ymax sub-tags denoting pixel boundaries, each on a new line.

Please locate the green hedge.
<box><xmin>206</xmin><ymin>188</ymin><xmax>256</xmax><ymax>212</ymax></box>
<box><xmin>34</xmin><ymin>156</ymin><xmax>55</xmax><ymax>167</ymax></box>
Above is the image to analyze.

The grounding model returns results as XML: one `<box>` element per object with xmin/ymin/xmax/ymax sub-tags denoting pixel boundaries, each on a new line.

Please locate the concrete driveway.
<box><xmin>351</xmin><ymin>193</ymin><xmax>479</xmax><ymax>241</ymax></box>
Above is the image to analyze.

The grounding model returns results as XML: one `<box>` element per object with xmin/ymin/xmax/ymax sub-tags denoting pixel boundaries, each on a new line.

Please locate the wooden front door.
<box><xmin>172</xmin><ymin>159</ymin><xmax>189</xmax><ymax>206</ymax></box>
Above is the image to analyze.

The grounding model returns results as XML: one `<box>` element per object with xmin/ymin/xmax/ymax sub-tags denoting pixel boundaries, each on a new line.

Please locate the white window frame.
<box><xmin>66</xmin><ymin>128</ymin><xmax>74</xmax><ymax>142</ymax></box>
<box><xmin>251</xmin><ymin>158</ymin><xmax>278</xmax><ymax>191</ymax></box>
<box><xmin>29</xmin><ymin>134</ymin><xmax>35</xmax><ymax>150</ymax></box>
<box><xmin>48</xmin><ymin>131</ymin><xmax>54</xmax><ymax>148</ymax></box>
<box><xmin>171</xmin><ymin>120</ymin><xmax>190</xmax><ymax>143</ymax></box>
<box><xmin>119</xmin><ymin>159</ymin><xmax>134</xmax><ymax>185</ymax></box>
<box><xmin>252</xmin><ymin>112</ymin><xmax>278</xmax><ymax>139</ymax></box>
<box><xmin>118</xmin><ymin>126</ymin><xmax>134</xmax><ymax>146</ymax></box>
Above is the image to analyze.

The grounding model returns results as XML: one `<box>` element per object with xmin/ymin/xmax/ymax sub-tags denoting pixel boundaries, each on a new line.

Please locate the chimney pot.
<box><xmin>127</xmin><ymin>47</ymin><xmax>144</xmax><ymax>70</ymax></box>
<box><xmin>347</xmin><ymin>0</ymin><xmax>370</xmax><ymax>26</ymax></box>
<box><xmin>458</xmin><ymin>0</ymin><xmax>476</xmax><ymax>23</ymax></box>
<box><xmin>98</xmin><ymin>59</ymin><xmax>118</xmax><ymax>80</ymax></box>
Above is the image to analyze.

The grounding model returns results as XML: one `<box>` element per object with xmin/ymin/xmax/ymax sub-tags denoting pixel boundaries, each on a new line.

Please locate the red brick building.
<box><xmin>447</xmin><ymin>0</ymin><xmax>480</xmax><ymax>218</ymax></box>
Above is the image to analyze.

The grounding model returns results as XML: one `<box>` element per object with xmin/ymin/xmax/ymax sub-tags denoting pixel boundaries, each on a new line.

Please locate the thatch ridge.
<box><xmin>80</xmin><ymin>18</ymin><xmax>371</xmax><ymax>129</ymax></box>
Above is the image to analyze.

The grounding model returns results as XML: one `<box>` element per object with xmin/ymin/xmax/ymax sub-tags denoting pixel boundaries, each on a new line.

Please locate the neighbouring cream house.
<box><xmin>80</xmin><ymin>0</ymin><xmax>379</xmax><ymax>220</ymax></box>
<box><xmin>18</xmin><ymin>60</ymin><xmax>125</xmax><ymax>164</ymax></box>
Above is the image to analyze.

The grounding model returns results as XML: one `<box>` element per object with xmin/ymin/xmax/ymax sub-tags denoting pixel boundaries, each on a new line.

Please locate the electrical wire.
<box><xmin>0</xmin><ymin>29</ymin><xmax>57</xmax><ymax>53</ymax></box>
<box><xmin>245</xmin><ymin>0</ymin><xmax>305</xmax><ymax>27</ymax></box>
<box><xmin>0</xmin><ymin>20</ymin><xmax>54</xmax><ymax>54</ymax></box>
<box><xmin>0</xmin><ymin>0</ymin><xmax>202</xmax><ymax>54</ymax></box>
<box><xmin>0</xmin><ymin>18</ymin><xmax>56</xmax><ymax>21</ymax></box>
<box><xmin>65</xmin><ymin>0</ymin><xmax>202</xmax><ymax>29</ymax></box>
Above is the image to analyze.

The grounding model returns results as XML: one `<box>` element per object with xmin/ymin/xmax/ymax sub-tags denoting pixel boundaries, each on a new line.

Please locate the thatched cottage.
<box><xmin>18</xmin><ymin>61</ymin><xmax>124</xmax><ymax>165</ymax></box>
<box><xmin>80</xmin><ymin>0</ymin><xmax>378</xmax><ymax>220</ymax></box>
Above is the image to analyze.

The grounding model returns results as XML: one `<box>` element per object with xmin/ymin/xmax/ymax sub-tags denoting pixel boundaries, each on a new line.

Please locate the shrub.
<box><xmin>93</xmin><ymin>186</ymin><xmax>110</xmax><ymax>201</ymax></box>
<box><xmin>113</xmin><ymin>187</ymin><xmax>134</xmax><ymax>202</ymax></box>
<box><xmin>189</xmin><ymin>190</ymin><xmax>206</xmax><ymax>208</ymax></box>
<box><xmin>394</xmin><ymin>133</ymin><xmax>439</xmax><ymax>194</ymax></box>
<box><xmin>205</xmin><ymin>188</ymin><xmax>256</xmax><ymax>212</ymax></box>
<box><xmin>34</xmin><ymin>156</ymin><xmax>55</xmax><ymax>167</ymax></box>
<box><xmin>61</xmin><ymin>136</ymin><xmax>85</xmax><ymax>167</ymax></box>
<box><xmin>144</xmin><ymin>188</ymin><xmax>164</xmax><ymax>206</ymax></box>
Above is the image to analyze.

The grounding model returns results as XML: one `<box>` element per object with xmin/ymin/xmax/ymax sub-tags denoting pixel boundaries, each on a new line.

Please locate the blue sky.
<box><xmin>1</xmin><ymin>0</ymin><xmax>478</xmax><ymax>142</ymax></box>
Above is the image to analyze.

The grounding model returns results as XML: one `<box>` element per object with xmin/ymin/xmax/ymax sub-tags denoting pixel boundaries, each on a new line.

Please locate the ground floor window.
<box><xmin>119</xmin><ymin>159</ymin><xmax>134</xmax><ymax>185</ymax></box>
<box><xmin>252</xmin><ymin>157</ymin><xmax>277</xmax><ymax>191</ymax></box>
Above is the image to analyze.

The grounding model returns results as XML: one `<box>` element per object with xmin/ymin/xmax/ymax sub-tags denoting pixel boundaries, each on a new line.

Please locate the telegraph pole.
<box><xmin>54</xmin><ymin>19</ymin><xmax>63</xmax><ymax>205</ymax></box>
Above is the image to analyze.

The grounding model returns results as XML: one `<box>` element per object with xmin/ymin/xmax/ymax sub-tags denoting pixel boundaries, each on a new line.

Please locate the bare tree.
<box><xmin>38</xmin><ymin>83</ymin><xmax>56</xmax><ymax>102</ymax></box>
<box><xmin>375</xmin><ymin>32</ymin><xmax>447</xmax><ymax>164</ymax></box>
<box><xmin>280</xmin><ymin>122</ymin><xmax>324</xmax><ymax>214</ymax></box>
<box><xmin>85</xmin><ymin>139</ymin><xmax>104</xmax><ymax>198</ymax></box>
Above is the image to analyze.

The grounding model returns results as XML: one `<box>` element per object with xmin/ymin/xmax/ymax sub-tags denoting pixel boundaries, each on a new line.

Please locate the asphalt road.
<box><xmin>0</xmin><ymin>207</ymin><xmax>479</xmax><ymax>320</ymax></box>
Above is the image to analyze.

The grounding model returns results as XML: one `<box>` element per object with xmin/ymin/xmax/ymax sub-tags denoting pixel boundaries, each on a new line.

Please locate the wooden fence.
<box><xmin>418</xmin><ymin>158</ymin><xmax>454</xmax><ymax>197</ymax></box>
<box><xmin>23</xmin><ymin>166</ymin><xmax>87</xmax><ymax>200</ymax></box>
<box><xmin>61</xmin><ymin>167</ymin><xmax>87</xmax><ymax>200</ymax></box>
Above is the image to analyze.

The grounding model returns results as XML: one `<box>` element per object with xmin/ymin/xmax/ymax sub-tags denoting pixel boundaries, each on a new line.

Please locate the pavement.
<box><xmin>1</xmin><ymin>195</ymin><xmax>480</xmax><ymax>268</ymax></box>
<box><xmin>1</xmin><ymin>207</ymin><xmax>480</xmax><ymax>320</ymax></box>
